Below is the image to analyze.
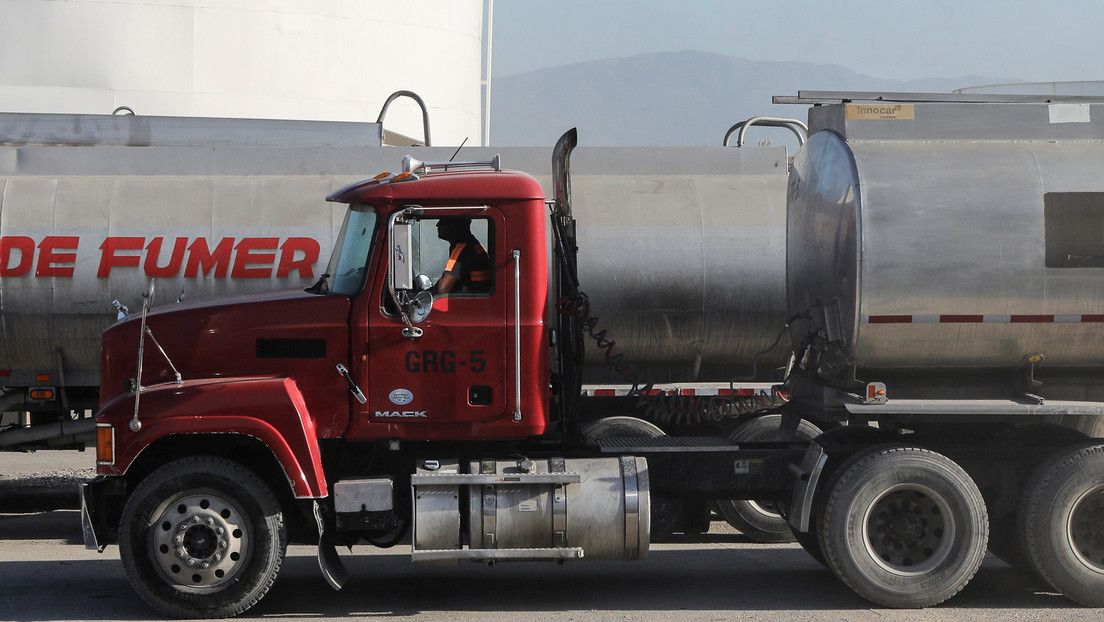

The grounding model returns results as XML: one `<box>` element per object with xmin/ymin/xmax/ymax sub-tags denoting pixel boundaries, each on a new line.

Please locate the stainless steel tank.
<box><xmin>1</xmin><ymin>115</ymin><xmax>790</xmax><ymax>391</ymax></box>
<box><xmin>788</xmin><ymin>100</ymin><xmax>1104</xmax><ymax>375</ymax></box>
<box><xmin>569</xmin><ymin>147</ymin><xmax>789</xmax><ymax>383</ymax></box>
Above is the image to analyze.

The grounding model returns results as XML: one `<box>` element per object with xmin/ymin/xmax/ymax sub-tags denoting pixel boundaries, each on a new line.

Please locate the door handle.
<box><xmin>336</xmin><ymin>364</ymin><xmax>367</xmax><ymax>404</ymax></box>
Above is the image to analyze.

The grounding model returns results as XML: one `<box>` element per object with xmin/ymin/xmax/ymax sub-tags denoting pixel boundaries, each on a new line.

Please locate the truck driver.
<box><xmin>430</xmin><ymin>217</ymin><xmax>492</xmax><ymax>296</ymax></box>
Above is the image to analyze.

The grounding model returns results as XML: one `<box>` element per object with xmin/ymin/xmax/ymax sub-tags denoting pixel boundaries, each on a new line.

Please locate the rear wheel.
<box><xmin>1019</xmin><ymin>444</ymin><xmax>1104</xmax><ymax>607</ymax></box>
<box><xmin>580</xmin><ymin>416</ymin><xmax>665</xmax><ymax>439</ymax></box>
<box><xmin>119</xmin><ymin>456</ymin><xmax>287</xmax><ymax>618</ymax></box>
<box><xmin>820</xmin><ymin>446</ymin><xmax>988</xmax><ymax>608</ymax></box>
<box><xmin>716</xmin><ymin>414</ymin><xmax>822</xmax><ymax>543</ymax></box>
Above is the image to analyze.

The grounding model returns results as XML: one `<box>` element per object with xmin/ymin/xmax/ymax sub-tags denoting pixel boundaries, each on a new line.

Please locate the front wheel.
<box><xmin>119</xmin><ymin>456</ymin><xmax>287</xmax><ymax>618</ymax></box>
<box><xmin>1019</xmin><ymin>444</ymin><xmax>1104</xmax><ymax>607</ymax></box>
<box><xmin>820</xmin><ymin>446</ymin><xmax>988</xmax><ymax>608</ymax></box>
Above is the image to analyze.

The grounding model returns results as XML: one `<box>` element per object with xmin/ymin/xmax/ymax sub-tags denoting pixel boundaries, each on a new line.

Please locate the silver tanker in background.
<box><xmin>785</xmin><ymin>92</ymin><xmax>1104</xmax><ymax>405</ymax></box>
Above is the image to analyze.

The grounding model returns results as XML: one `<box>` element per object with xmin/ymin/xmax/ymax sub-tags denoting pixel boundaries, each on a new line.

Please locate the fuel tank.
<box><xmin>788</xmin><ymin>100</ymin><xmax>1104</xmax><ymax>379</ymax></box>
<box><xmin>0</xmin><ymin>115</ymin><xmax>789</xmax><ymax>388</ymax></box>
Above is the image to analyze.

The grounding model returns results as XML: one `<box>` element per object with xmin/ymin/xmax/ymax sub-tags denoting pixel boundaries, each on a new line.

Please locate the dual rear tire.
<box><xmin>1018</xmin><ymin>444</ymin><xmax>1104</xmax><ymax>607</ymax></box>
<box><xmin>816</xmin><ymin>441</ymin><xmax>1104</xmax><ymax>608</ymax></box>
<box><xmin>819</xmin><ymin>445</ymin><xmax>989</xmax><ymax>608</ymax></box>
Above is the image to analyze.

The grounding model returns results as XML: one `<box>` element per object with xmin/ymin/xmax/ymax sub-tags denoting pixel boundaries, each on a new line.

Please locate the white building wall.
<box><xmin>0</xmin><ymin>0</ymin><xmax>484</xmax><ymax>145</ymax></box>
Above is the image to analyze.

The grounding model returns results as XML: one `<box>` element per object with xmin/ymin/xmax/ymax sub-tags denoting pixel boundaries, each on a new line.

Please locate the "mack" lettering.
<box><xmin>374</xmin><ymin>410</ymin><xmax>428</xmax><ymax>418</ymax></box>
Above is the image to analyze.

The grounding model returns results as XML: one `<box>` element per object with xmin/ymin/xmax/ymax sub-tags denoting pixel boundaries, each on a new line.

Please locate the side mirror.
<box><xmin>386</xmin><ymin>212</ymin><xmax>430</xmax><ymax>339</ymax></box>
<box><xmin>408</xmin><ymin>290</ymin><xmax>433</xmax><ymax>323</ymax></box>
<box><xmin>413</xmin><ymin>273</ymin><xmax>432</xmax><ymax>292</ymax></box>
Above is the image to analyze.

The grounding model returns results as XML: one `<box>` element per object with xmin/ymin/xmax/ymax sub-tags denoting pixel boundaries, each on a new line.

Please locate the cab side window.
<box><xmin>421</xmin><ymin>217</ymin><xmax>494</xmax><ymax>296</ymax></box>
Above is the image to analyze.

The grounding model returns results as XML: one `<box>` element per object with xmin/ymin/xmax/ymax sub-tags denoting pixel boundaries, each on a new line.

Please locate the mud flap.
<box><xmin>80</xmin><ymin>483</ymin><xmax>106</xmax><ymax>552</ymax></box>
<box><xmin>788</xmin><ymin>442</ymin><xmax>827</xmax><ymax>533</ymax></box>
<box><xmin>313</xmin><ymin>501</ymin><xmax>348</xmax><ymax>590</ymax></box>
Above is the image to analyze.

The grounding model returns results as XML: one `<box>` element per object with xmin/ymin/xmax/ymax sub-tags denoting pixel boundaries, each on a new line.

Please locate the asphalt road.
<box><xmin>2</xmin><ymin>451</ymin><xmax>1102</xmax><ymax>621</ymax></box>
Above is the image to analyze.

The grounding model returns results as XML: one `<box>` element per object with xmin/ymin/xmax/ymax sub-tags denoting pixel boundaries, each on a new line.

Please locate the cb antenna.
<box><xmin>448</xmin><ymin>137</ymin><xmax>469</xmax><ymax>163</ymax></box>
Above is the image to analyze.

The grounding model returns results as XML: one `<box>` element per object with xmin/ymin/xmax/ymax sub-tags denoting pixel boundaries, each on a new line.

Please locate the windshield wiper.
<box><xmin>305</xmin><ymin>273</ymin><xmax>331</xmax><ymax>294</ymax></box>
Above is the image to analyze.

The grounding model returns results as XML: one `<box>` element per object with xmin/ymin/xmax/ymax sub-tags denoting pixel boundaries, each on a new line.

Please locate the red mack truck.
<box><xmin>81</xmin><ymin>93</ymin><xmax>1104</xmax><ymax>617</ymax></box>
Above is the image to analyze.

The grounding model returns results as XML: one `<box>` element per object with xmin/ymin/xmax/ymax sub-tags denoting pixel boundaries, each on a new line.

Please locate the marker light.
<box><xmin>96</xmin><ymin>424</ymin><xmax>115</xmax><ymax>465</ymax></box>
<box><xmin>865</xmin><ymin>382</ymin><xmax>888</xmax><ymax>404</ymax></box>
<box><xmin>29</xmin><ymin>388</ymin><xmax>55</xmax><ymax>401</ymax></box>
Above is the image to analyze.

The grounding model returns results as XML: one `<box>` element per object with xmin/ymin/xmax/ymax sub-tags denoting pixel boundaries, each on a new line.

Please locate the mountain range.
<box><xmin>489</xmin><ymin>50</ymin><xmax>1012</xmax><ymax>147</ymax></box>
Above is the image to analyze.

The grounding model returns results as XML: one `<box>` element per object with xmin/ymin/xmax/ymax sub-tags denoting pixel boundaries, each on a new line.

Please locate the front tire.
<box><xmin>1019</xmin><ymin>444</ymin><xmax>1104</xmax><ymax>607</ymax></box>
<box><xmin>820</xmin><ymin>446</ymin><xmax>988</xmax><ymax>608</ymax></box>
<box><xmin>119</xmin><ymin>456</ymin><xmax>287</xmax><ymax>618</ymax></box>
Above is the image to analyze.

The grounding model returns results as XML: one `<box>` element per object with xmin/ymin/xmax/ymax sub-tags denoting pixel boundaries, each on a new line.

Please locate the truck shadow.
<box><xmin>0</xmin><ymin>512</ymin><xmax>1091</xmax><ymax>620</ymax></box>
<box><xmin>256</xmin><ymin>548</ymin><xmax>1084</xmax><ymax>618</ymax></box>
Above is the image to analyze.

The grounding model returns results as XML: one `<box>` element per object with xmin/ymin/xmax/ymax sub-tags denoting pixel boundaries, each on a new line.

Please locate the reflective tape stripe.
<box><xmin>863</xmin><ymin>314</ymin><xmax>1104</xmax><ymax>324</ymax></box>
<box><xmin>584</xmin><ymin>387</ymin><xmax>764</xmax><ymax>397</ymax></box>
<box><xmin>444</xmin><ymin>243</ymin><xmax>466</xmax><ymax>272</ymax></box>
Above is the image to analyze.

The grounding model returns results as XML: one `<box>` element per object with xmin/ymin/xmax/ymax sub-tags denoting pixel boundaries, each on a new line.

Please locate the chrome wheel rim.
<box><xmin>150</xmin><ymin>492</ymin><xmax>251</xmax><ymax>591</ymax></box>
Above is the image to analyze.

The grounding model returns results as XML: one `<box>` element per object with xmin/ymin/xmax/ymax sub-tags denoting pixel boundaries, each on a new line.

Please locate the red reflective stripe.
<box><xmin>1010</xmin><ymin>315</ymin><xmax>1054</xmax><ymax>323</ymax></box>
<box><xmin>939</xmin><ymin>315</ymin><xmax>984</xmax><ymax>323</ymax></box>
<box><xmin>592</xmin><ymin>389</ymin><xmax>616</xmax><ymax>397</ymax></box>
<box><xmin>866</xmin><ymin>314</ymin><xmax>1104</xmax><ymax>323</ymax></box>
<box><xmin>0</xmin><ymin>370</ymin><xmax>10</xmax><ymax>377</ymax></box>
<box><xmin>868</xmin><ymin>315</ymin><xmax>913</xmax><ymax>324</ymax></box>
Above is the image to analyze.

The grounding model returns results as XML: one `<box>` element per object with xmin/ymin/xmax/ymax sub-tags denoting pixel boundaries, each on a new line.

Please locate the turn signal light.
<box><xmin>96</xmin><ymin>424</ymin><xmax>115</xmax><ymax>465</ymax></box>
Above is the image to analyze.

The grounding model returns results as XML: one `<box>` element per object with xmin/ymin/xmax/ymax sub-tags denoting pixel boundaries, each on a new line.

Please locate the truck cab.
<box><xmin>323</xmin><ymin>157</ymin><xmax>551</xmax><ymax>442</ymax></box>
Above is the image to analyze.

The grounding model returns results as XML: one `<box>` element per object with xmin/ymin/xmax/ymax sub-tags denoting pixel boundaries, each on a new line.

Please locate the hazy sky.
<box><xmin>492</xmin><ymin>0</ymin><xmax>1103</xmax><ymax>84</ymax></box>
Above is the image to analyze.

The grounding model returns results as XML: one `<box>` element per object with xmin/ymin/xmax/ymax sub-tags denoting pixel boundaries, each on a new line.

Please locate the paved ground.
<box><xmin>2</xmin><ymin>449</ymin><xmax>1102</xmax><ymax>621</ymax></box>
<box><xmin>0</xmin><ymin>447</ymin><xmax>93</xmax><ymax>513</ymax></box>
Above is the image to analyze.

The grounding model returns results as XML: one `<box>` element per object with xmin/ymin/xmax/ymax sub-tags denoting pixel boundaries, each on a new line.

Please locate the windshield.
<box><xmin>323</xmin><ymin>203</ymin><xmax>378</xmax><ymax>296</ymax></box>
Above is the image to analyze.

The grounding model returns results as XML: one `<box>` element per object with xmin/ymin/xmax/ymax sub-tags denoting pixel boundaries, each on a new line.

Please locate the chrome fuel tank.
<box><xmin>788</xmin><ymin>100</ymin><xmax>1104</xmax><ymax>374</ymax></box>
<box><xmin>1</xmin><ymin>116</ymin><xmax>790</xmax><ymax>387</ymax></box>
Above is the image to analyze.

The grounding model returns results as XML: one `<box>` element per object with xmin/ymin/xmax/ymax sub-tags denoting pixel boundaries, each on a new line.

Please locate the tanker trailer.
<box><xmin>779</xmin><ymin>92</ymin><xmax>1104</xmax><ymax>607</ymax></box>
<box><xmin>0</xmin><ymin>112</ymin><xmax>793</xmax><ymax>452</ymax></box>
